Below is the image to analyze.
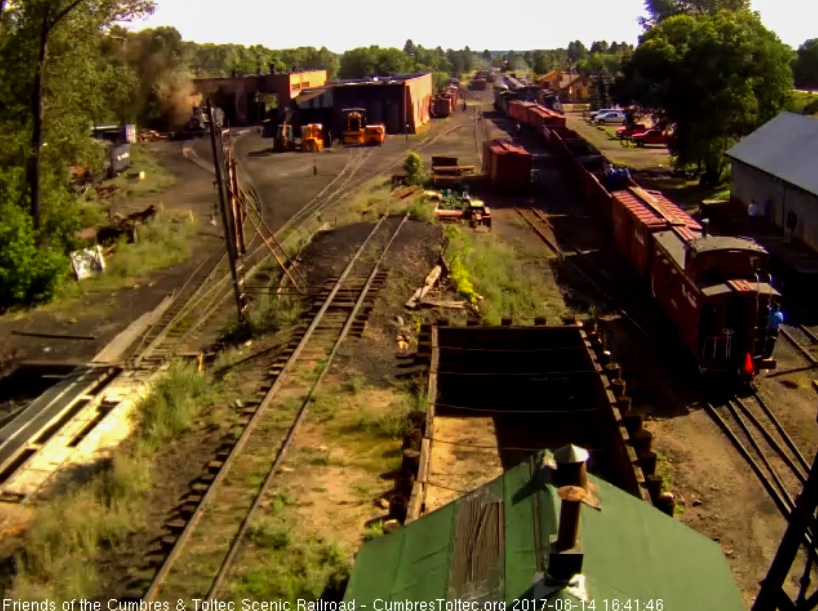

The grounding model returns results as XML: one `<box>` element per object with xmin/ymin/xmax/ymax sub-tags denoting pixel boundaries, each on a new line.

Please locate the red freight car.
<box><xmin>508</xmin><ymin>100</ymin><xmax>534</xmax><ymax>124</ymax></box>
<box><xmin>483</xmin><ymin>139</ymin><xmax>531</xmax><ymax>190</ymax></box>
<box><xmin>497</xmin><ymin>96</ymin><xmax>780</xmax><ymax>380</ymax></box>
<box><xmin>610</xmin><ymin>188</ymin><xmax>700</xmax><ymax>278</ymax></box>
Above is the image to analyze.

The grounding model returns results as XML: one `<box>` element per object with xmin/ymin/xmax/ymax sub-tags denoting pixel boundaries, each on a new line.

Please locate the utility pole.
<box><xmin>207</xmin><ymin>100</ymin><xmax>246</xmax><ymax>323</ymax></box>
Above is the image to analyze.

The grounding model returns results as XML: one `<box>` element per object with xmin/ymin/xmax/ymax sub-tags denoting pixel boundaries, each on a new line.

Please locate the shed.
<box><xmin>344</xmin><ymin>452</ymin><xmax>744</xmax><ymax>609</ymax></box>
<box><xmin>726</xmin><ymin>112</ymin><xmax>818</xmax><ymax>251</ymax></box>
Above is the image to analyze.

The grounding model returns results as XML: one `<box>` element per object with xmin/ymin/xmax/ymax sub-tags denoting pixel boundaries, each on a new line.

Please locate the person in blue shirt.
<box><xmin>765</xmin><ymin>303</ymin><xmax>784</xmax><ymax>358</ymax></box>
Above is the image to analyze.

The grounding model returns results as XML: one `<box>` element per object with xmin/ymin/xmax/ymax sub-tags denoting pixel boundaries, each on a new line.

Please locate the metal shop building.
<box><xmin>344</xmin><ymin>450</ymin><xmax>745</xmax><ymax>609</ymax></box>
<box><xmin>727</xmin><ymin>112</ymin><xmax>818</xmax><ymax>252</ymax></box>
<box><xmin>292</xmin><ymin>72</ymin><xmax>433</xmax><ymax>135</ymax></box>
<box><xmin>193</xmin><ymin>69</ymin><xmax>327</xmax><ymax>126</ymax></box>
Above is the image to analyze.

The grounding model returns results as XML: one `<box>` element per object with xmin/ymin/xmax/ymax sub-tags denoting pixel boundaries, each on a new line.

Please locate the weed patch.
<box><xmin>135</xmin><ymin>361</ymin><xmax>221</xmax><ymax>452</ymax></box>
<box><xmin>223</xmin><ymin>295</ymin><xmax>305</xmax><ymax>343</ymax></box>
<box><xmin>444</xmin><ymin>225</ymin><xmax>567</xmax><ymax>325</ymax></box>
<box><xmin>406</xmin><ymin>197</ymin><xmax>435</xmax><ymax>224</ymax></box>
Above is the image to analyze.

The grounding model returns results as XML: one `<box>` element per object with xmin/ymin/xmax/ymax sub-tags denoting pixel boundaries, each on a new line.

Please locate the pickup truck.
<box><xmin>631</xmin><ymin>129</ymin><xmax>668</xmax><ymax>147</ymax></box>
<box><xmin>616</xmin><ymin>123</ymin><xmax>647</xmax><ymax>139</ymax></box>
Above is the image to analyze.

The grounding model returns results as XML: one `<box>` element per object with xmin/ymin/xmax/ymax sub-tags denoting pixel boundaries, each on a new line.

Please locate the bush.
<box><xmin>444</xmin><ymin>225</ymin><xmax>567</xmax><ymax>324</ymax></box>
<box><xmin>402</xmin><ymin>152</ymin><xmax>427</xmax><ymax>186</ymax></box>
<box><xmin>0</xmin><ymin>200</ymin><xmax>69</xmax><ymax>310</ymax></box>
<box><xmin>406</xmin><ymin>197</ymin><xmax>435</xmax><ymax>223</ymax></box>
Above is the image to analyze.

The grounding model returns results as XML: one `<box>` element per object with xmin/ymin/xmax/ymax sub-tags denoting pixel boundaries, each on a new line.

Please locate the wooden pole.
<box><xmin>207</xmin><ymin>101</ymin><xmax>246</xmax><ymax>322</ymax></box>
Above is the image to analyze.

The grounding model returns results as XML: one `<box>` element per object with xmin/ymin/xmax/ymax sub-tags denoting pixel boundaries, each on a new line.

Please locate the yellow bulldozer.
<box><xmin>274</xmin><ymin>122</ymin><xmax>325</xmax><ymax>152</ymax></box>
<box><xmin>342</xmin><ymin>108</ymin><xmax>385</xmax><ymax>146</ymax></box>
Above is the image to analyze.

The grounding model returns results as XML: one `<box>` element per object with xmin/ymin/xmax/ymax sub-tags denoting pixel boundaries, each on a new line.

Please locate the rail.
<box><xmin>705</xmin><ymin>390</ymin><xmax>814</xmax><ymax>547</ymax></box>
<box><xmin>142</xmin><ymin>215</ymin><xmax>409</xmax><ymax>601</ymax></box>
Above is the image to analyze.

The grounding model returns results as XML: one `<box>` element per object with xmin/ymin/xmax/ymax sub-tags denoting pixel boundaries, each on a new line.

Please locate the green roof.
<box><xmin>345</xmin><ymin>453</ymin><xmax>743</xmax><ymax>609</ymax></box>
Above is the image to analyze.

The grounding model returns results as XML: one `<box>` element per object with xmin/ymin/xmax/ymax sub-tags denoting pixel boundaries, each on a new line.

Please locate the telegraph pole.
<box><xmin>207</xmin><ymin>100</ymin><xmax>246</xmax><ymax>323</ymax></box>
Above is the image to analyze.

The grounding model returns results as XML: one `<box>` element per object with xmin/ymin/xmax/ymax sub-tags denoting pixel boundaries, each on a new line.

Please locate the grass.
<box><xmin>8</xmin><ymin>361</ymin><xmax>220</xmax><ymax>601</ymax></box>
<box><xmin>57</xmin><ymin>211</ymin><xmax>198</xmax><ymax>302</ymax></box>
<box><xmin>227</xmin><ymin>525</ymin><xmax>348</xmax><ymax>601</ymax></box>
<box><xmin>222</xmin><ymin>294</ymin><xmax>305</xmax><ymax>343</ymax></box>
<box><xmin>406</xmin><ymin>197</ymin><xmax>436</xmax><ymax>224</ymax></box>
<box><xmin>444</xmin><ymin>225</ymin><xmax>568</xmax><ymax>325</ymax></box>
<box><xmin>343</xmin><ymin>375</ymin><xmax>367</xmax><ymax>394</ymax></box>
<box><xmin>362</xmin><ymin>520</ymin><xmax>385</xmax><ymax>542</ymax></box>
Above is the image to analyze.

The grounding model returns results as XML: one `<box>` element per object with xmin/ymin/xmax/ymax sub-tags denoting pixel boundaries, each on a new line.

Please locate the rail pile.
<box><xmin>138</xmin><ymin>215</ymin><xmax>409</xmax><ymax>601</ymax></box>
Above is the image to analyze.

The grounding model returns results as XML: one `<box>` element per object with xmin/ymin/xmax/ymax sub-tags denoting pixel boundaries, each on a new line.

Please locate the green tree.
<box><xmin>616</xmin><ymin>10</ymin><xmax>793</xmax><ymax>177</ymax></box>
<box><xmin>14</xmin><ymin>0</ymin><xmax>154</xmax><ymax>230</ymax></box>
<box><xmin>339</xmin><ymin>46</ymin><xmax>378</xmax><ymax>78</ymax></box>
<box><xmin>0</xmin><ymin>198</ymin><xmax>69</xmax><ymax>309</ymax></box>
<box><xmin>482</xmin><ymin>49</ymin><xmax>492</xmax><ymax>62</ymax></box>
<box><xmin>641</xmin><ymin>0</ymin><xmax>750</xmax><ymax>25</ymax></box>
<box><xmin>532</xmin><ymin>50</ymin><xmax>551</xmax><ymax>74</ymax></box>
<box><xmin>793</xmin><ymin>39</ymin><xmax>818</xmax><ymax>90</ymax></box>
<box><xmin>403</xmin><ymin>39</ymin><xmax>415</xmax><ymax>56</ymax></box>
<box><xmin>567</xmin><ymin>40</ymin><xmax>588</xmax><ymax>64</ymax></box>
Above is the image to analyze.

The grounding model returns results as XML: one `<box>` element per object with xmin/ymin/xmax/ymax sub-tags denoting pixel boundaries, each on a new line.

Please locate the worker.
<box><xmin>313</xmin><ymin>159</ymin><xmax>317</xmax><ymax>176</ymax></box>
<box><xmin>462</xmin><ymin>100</ymin><xmax>467</xmax><ymax>112</ymax></box>
<box><xmin>766</xmin><ymin>302</ymin><xmax>784</xmax><ymax>358</ymax></box>
<box><xmin>785</xmin><ymin>210</ymin><xmax>797</xmax><ymax>245</ymax></box>
<box><xmin>327</xmin><ymin>129</ymin><xmax>332</xmax><ymax>147</ymax></box>
<box><xmin>747</xmin><ymin>200</ymin><xmax>761</xmax><ymax>228</ymax></box>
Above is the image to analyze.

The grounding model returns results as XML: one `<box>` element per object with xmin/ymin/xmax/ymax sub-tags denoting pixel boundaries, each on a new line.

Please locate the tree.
<box><xmin>567</xmin><ymin>40</ymin><xmax>588</xmax><ymax>65</ymax></box>
<box><xmin>481</xmin><ymin>49</ymin><xmax>492</xmax><ymax>62</ymax></box>
<box><xmin>642</xmin><ymin>0</ymin><xmax>750</xmax><ymax>25</ymax></box>
<box><xmin>403</xmin><ymin>39</ymin><xmax>415</xmax><ymax>56</ymax></box>
<box><xmin>590</xmin><ymin>40</ymin><xmax>609</xmax><ymax>55</ymax></box>
<box><xmin>616</xmin><ymin>10</ymin><xmax>793</xmax><ymax>177</ymax></box>
<box><xmin>532</xmin><ymin>50</ymin><xmax>550</xmax><ymax>75</ymax></box>
<box><xmin>793</xmin><ymin>39</ymin><xmax>818</xmax><ymax>90</ymax></box>
<box><xmin>17</xmin><ymin>0</ymin><xmax>153</xmax><ymax>230</ymax></box>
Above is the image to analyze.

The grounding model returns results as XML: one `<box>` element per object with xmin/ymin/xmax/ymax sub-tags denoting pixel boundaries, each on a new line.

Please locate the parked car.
<box><xmin>616</xmin><ymin>123</ymin><xmax>647</xmax><ymax>139</ymax></box>
<box><xmin>595</xmin><ymin>111</ymin><xmax>626</xmax><ymax>124</ymax></box>
<box><xmin>631</xmin><ymin>129</ymin><xmax>669</xmax><ymax>147</ymax></box>
<box><xmin>589</xmin><ymin>107</ymin><xmax>620</xmax><ymax>120</ymax></box>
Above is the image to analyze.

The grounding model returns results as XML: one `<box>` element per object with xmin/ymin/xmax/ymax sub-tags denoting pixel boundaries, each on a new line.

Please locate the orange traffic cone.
<box><xmin>743</xmin><ymin>352</ymin><xmax>755</xmax><ymax>377</ymax></box>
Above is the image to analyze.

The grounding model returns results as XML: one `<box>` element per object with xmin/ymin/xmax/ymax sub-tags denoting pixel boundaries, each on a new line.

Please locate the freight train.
<box><xmin>497</xmin><ymin>99</ymin><xmax>780</xmax><ymax>380</ymax></box>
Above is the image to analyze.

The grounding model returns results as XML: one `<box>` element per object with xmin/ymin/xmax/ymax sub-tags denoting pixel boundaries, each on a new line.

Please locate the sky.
<box><xmin>128</xmin><ymin>0</ymin><xmax>816</xmax><ymax>51</ymax></box>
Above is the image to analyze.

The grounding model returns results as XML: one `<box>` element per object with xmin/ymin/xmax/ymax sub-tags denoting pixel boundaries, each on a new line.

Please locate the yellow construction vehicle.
<box><xmin>341</xmin><ymin>108</ymin><xmax>385</xmax><ymax>146</ymax></box>
<box><xmin>300</xmin><ymin>123</ymin><xmax>324</xmax><ymax>152</ymax></box>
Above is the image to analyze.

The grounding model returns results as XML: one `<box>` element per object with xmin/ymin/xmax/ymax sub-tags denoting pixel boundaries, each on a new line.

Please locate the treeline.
<box><xmin>481</xmin><ymin>41</ymin><xmax>634</xmax><ymax>77</ymax></box>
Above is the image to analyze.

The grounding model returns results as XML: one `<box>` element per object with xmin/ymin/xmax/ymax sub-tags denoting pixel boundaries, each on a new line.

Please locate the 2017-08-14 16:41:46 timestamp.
<box><xmin>513</xmin><ymin>600</ymin><xmax>664</xmax><ymax>611</ymax></box>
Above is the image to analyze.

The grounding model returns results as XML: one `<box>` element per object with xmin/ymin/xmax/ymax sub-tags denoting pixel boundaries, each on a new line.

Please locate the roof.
<box><xmin>654</xmin><ymin>229</ymin><xmax>688</xmax><ymax>268</ymax></box>
<box><xmin>702</xmin><ymin>281</ymin><xmax>779</xmax><ymax>297</ymax></box>
<box><xmin>332</xmin><ymin>72</ymin><xmax>431</xmax><ymax>86</ymax></box>
<box><xmin>294</xmin><ymin>88</ymin><xmax>327</xmax><ymax>105</ymax></box>
<box><xmin>726</xmin><ymin>112</ymin><xmax>818</xmax><ymax>198</ymax></box>
<box><xmin>689</xmin><ymin>235</ymin><xmax>767</xmax><ymax>255</ymax></box>
<box><xmin>345</xmin><ymin>452</ymin><xmax>744</xmax><ymax>609</ymax></box>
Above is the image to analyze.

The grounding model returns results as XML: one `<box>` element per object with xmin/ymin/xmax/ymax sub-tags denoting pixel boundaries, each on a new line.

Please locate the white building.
<box><xmin>726</xmin><ymin>112</ymin><xmax>818</xmax><ymax>251</ymax></box>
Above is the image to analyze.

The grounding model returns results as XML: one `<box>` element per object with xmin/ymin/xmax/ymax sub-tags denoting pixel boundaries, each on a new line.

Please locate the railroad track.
<box><xmin>779</xmin><ymin>323</ymin><xmax>818</xmax><ymax>368</ymax></box>
<box><xmin>138</xmin><ymin>214</ymin><xmax>409</xmax><ymax>602</ymax></box>
<box><xmin>515</xmin><ymin>206</ymin><xmax>654</xmax><ymax>343</ymax></box>
<box><xmin>706</xmin><ymin>390</ymin><xmax>814</xmax><ymax>546</ymax></box>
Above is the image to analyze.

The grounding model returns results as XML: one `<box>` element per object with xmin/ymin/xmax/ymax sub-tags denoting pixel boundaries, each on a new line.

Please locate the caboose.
<box><xmin>610</xmin><ymin>187</ymin><xmax>779</xmax><ymax>378</ymax></box>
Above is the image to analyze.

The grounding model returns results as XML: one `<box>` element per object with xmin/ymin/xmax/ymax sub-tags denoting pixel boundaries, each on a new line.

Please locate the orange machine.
<box><xmin>300</xmin><ymin>123</ymin><xmax>324</xmax><ymax>151</ymax></box>
<box><xmin>341</xmin><ymin>108</ymin><xmax>385</xmax><ymax>146</ymax></box>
